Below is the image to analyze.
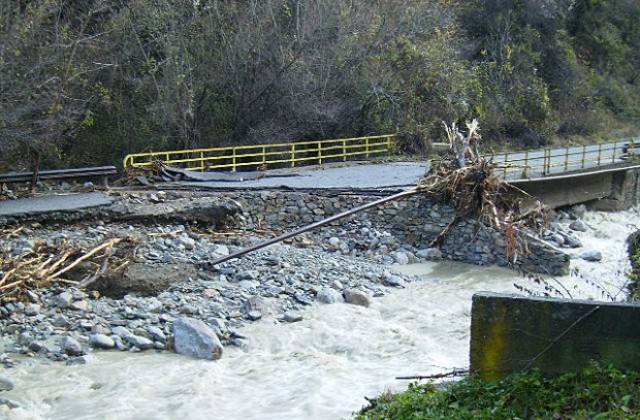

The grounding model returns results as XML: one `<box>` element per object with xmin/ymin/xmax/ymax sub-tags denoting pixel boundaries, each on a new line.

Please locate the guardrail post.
<box><xmin>343</xmin><ymin>140</ymin><xmax>347</xmax><ymax>162</ymax></box>
<box><xmin>318</xmin><ymin>141</ymin><xmax>322</xmax><ymax>165</ymax></box>
<box><xmin>597</xmin><ymin>143</ymin><xmax>602</xmax><ymax>166</ymax></box>
<box><xmin>544</xmin><ymin>149</ymin><xmax>550</xmax><ymax>175</ymax></box>
<box><xmin>291</xmin><ymin>144</ymin><xmax>296</xmax><ymax>168</ymax></box>
<box><xmin>232</xmin><ymin>147</ymin><xmax>237</xmax><ymax>171</ymax></box>
<box><xmin>262</xmin><ymin>146</ymin><xmax>266</xmax><ymax>168</ymax></box>
<box><xmin>564</xmin><ymin>147</ymin><xmax>569</xmax><ymax>171</ymax></box>
<box><xmin>365</xmin><ymin>137</ymin><xmax>370</xmax><ymax>158</ymax></box>
<box><xmin>504</xmin><ymin>152</ymin><xmax>509</xmax><ymax>178</ymax></box>
<box><xmin>613</xmin><ymin>141</ymin><xmax>618</xmax><ymax>163</ymax></box>
<box><xmin>200</xmin><ymin>151</ymin><xmax>205</xmax><ymax>171</ymax></box>
<box><xmin>581</xmin><ymin>145</ymin><xmax>586</xmax><ymax>169</ymax></box>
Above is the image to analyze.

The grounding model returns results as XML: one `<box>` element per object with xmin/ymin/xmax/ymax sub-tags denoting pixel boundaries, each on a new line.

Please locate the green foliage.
<box><xmin>356</xmin><ymin>363</ymin><xmax>640</xmax><ymax>419</ymax></box>
<box><xmin>628</xmin><ymin>244</ymin><xmax>640</xmax><ymax>301</ymax></box>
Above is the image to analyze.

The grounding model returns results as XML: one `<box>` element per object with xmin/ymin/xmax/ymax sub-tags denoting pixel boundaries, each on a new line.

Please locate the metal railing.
<box><xmin>488</xmin><ymin>140</ymin><xmax>638</xmax><ymax>180</ymax></box>
<box><xmin>123</xmin><ymin>134</ymin><xmax>395</xmax><ymax>171</ymax></box>
<box><xmin>0</xmin><ymin>166</ymin><xmax>117</xmax><ymax>187</ymax></box>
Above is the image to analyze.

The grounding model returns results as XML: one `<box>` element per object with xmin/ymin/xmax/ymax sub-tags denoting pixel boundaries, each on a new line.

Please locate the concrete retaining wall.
<box><xmin>591</xmin><ymin>168</ymin><xmax>640</xmax><ymax>211</ymax></box>
<box><xmin>470</xmin><ymin>292</ymin><xmax>640</xmax><ymax>381</ymax></box>
<box><xmin>513</xmin><ymin>167</ymin><xmax>640</xmax><ymax>210</ymax></box>
<box><xmin>226</xmin><ymin>191</ymin><xmax>569</xmax><ymax>275</ymax></box>
<box><xmin>514</xmin><ymin>172</ymin><xmax>613</xmax><ymax>209</ymax></box>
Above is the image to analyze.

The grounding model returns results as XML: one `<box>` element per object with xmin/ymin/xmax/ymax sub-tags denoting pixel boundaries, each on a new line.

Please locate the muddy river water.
<box><xmin>1</xmin><ymin>207</ymin><xmax>638</xmax><ymax>419</ymax></box>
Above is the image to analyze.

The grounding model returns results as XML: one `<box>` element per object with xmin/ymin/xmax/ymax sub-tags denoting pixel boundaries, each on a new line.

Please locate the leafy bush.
<box><xmin>356</xmin><ymin>363</ymin><xmax>640</xmax><ymax>419</ymax></box>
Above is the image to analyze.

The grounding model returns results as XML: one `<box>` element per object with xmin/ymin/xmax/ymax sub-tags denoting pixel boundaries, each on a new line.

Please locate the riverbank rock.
<box><xmin>383</xmin><ymin>274</ymin><xmax>406</xmax><ymax>288</ymax></box>
<box><xmin>283</xmin><ymin>311</ymin><xmax>303</xmax><ymax>323</ymax></box>
<box><xmin>60</xmin><ymin>336</ymin><xmax>84</xmax><ymax>356</ymax></box>
<box><xmin>580</xmin><ymin>251</ymin><xmax>603</xmax><ymax>262</ymax></box>
<box><xmin>0</xmin><ymin>398</ymin><xmax>19</xmax><ymax>409</ymax></box>
<box><xmin>569</xmin><ymin>220</ymin><xmax>588</xmax><ymax>232</ymax></box>
<box><xmin>316</xmin><ymin>288</ymin><xmax>344</xmax><ymax>304</ymax></box>
<box><xmin>0</xmin><ymin>375</ymin><xmax>14</xmax><ymax>391</ymax></box>
<box><xmin>416</xmin><ymin>248</ymin><xmax>443</xmax><ymax>260</ymax></box>
<box><xmin>343</xmin><ymin>289</ymin><xmax>371</xmax><ymax>307</ymax></box>
<box><xmin>90</xmin><ymin>334</ymin><xmax>116</xmax><ymax>349</ymax></box>
<box><xmin>173</xmin><ymin>317</ymin><xmax>223</xmax><ymax>360</ymax></box>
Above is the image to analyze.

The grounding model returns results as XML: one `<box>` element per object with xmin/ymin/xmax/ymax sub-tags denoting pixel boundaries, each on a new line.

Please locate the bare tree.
<box><xmin>0</xmin><ymin>0</ymin><xmax>118</xmax><ymax>171</ymax></box>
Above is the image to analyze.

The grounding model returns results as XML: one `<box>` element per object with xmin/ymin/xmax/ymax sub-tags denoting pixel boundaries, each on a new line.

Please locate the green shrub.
<box><xmin>356</xmin><ymin>363</ymin><xmax>640</xmax><ymax>419</ymax></box>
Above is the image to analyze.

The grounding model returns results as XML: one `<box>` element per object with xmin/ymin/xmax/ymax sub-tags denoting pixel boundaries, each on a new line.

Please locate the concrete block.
<box><xmin>470</xmin><ymin>292</ymin><xmax>640</xmax><ymax>381</ymax></box>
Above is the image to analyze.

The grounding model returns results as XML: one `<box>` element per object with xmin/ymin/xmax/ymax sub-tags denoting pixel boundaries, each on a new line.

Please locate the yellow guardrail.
<box><xmin>123</xmin><ymin>134</ymin><xmax>395</xmax><ymax>171</ymax></box>
<box><xmin>488</xmin><ymin>140</ymin><xmax>637</xmax><ymax>180</ymax></box>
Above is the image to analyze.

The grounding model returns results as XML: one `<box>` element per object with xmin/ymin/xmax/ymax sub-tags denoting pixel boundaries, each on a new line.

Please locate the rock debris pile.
<box><xmin>0</xmin><ymin>214</ymin><xmax>427</xmax><ymax>369</ymax></box>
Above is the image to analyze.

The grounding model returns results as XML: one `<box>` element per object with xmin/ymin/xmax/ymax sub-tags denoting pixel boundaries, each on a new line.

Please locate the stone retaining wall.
<box><xmin>226</xmin><ymin>191</ymin><xmax>569</xmax><ymax>275</ymax></box>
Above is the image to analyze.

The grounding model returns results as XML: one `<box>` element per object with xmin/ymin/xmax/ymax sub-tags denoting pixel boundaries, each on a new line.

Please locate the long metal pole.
<box><xmin>208</xmin><ymin>188</ymin><xmax>422</xmax><ymax>266</ymax></box>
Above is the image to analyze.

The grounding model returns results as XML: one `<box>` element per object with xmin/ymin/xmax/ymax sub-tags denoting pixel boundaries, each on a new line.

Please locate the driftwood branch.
<box><xmin>396</xmin><ymin>368</ymin><xmax>469</xmax><ymax>380</ymax></box>
<box><xmin>429</xmin><ymin>215</ymin><xmax>460</xmax><ymax>248</ymax></box>
<box><xmin>77</xmin><ymin>257</ymin><xmax>109</xmax><ymax>289</ymax></box>
<box><xmin>49</xmin><ymin>238</ymin><xmax>122</xmax><ymax>280</ymax></box>
<box><xmin>0</xmin><ymin>236</ymin><xmax>137</xmax><ymax>303</ymax></box>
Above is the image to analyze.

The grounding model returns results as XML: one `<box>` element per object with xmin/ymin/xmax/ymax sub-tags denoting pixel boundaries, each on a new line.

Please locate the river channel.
<box><xmin>1</xmin><ymin>207</ymin><xmax>637</xmax><ymax>420</ymax></box>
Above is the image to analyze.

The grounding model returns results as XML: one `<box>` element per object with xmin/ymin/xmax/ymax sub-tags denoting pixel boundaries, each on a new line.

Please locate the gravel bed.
<box><xmin>0</xmin><ymin>214</ymin><xmax>428</xmax><ymax>368</ymax></box>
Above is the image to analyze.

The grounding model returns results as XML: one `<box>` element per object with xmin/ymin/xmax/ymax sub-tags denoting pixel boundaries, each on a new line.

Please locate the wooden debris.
<box><xmin>0</xmin><ymin>236</ymin><xmax>140</xmax><ymax>303</ymax></box>
<box><xmin>396</xmin><ymin>368</ymin><xmax>470</xmax><ymax>380</ymax></box>
<box><xmin>419</xmin><ymin>159</ymin><xmax>548</xmax><ymax>250</ymax></box>
<box><xmin>419</xmin><ymin>121</ymin><xmax>549</xmax><ymax>254</ymax></box>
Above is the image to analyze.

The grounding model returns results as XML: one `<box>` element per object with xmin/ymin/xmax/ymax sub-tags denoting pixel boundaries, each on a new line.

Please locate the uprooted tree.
<box><xmin>423</xmin><ymin>120</ymin><xmax>549</xmax><ymax>252</ymax></box>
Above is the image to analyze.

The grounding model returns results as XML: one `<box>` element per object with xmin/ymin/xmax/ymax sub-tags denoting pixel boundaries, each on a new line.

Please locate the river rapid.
<box><xmin>1</xmin><ymin>206</ymin><xmax>638</xmax><ymax>420</ymax></box>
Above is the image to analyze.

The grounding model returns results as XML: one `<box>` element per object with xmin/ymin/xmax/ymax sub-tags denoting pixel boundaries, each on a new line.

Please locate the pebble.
<box><xmin>54</xmin><ymin>292</ymin><xmax>74</xmax><ymax>308</ymax></box>
<box><xmin>247</xmin><ymin>311</ymin><xmax>262</xmax><ymax>321</ymax></box>
<box><xmin>24</xmin><ymin>304</ymin><xmax>40</xmax><ymax>316</ymax></box>
<box><xmin>127</xmin><ymin>335</ymin><xmax>154</xmax><ymax>350</ymax></box>
<box><xmin>70</xmin><ymin>300</ymin><xmax>89</xmax><ymax>311</ymax></box>
<box><xmin>146</xmin><ymin>326</ymin><xmax>166</xmax><ymax>343</ymax></box>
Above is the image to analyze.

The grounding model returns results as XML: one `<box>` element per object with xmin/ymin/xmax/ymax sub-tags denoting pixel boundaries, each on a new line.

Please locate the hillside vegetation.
<box><xmin>1</xmin><ymin>0</ymin><xmax>639</xmax><ymax>170</ymax></box>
